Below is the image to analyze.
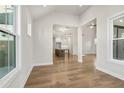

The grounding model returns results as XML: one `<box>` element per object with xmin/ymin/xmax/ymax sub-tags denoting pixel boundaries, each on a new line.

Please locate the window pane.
<box><xmin>0</xmin><ymin>5</ymin><xmax>6</xmax><ymax>30</ymax></box>
<box><xmin>113</xmin><ymin>16</ymin><xmax>124</xmax><ymax>60</ymax></box>
<box><xmin>0</xmin><ymin>31</ymin><xmax>9</xmax><ymax>79</ymax></box>
<box><xmin>6</xmin><ymin>5</ymin><xmax>16</xmax><ymax>33</ymax></box>
<box><xmin>118</xmin><ymin>28</ymin><xmax>124</xmax><ymax>38</ymax></box>
<box><xmin>8</xmin><ymin>34</ymin><xmax>16</xmax><ymax>70</ymax></box>
<box><xmin>0</xmin><ymin>5</ymin><xmax>16</xmax><ymax>79</ymax></box>
<box><xmin>0</xmin><ymin>5</ymin><xmax>16</xmax><ymax>33</ymax></box>
<box><xmin>113</xmin><ymin>39</ymin><xmax>124</xmax><ymax>60</ymax></box>
<box><xmin>113</xmin><ymin>40</ymin><xmax>117</xmax><ymax>59</ymax></box>
<box><xmin>113</xmin><ymin>26</ymin><xmax>124</xmax><ymax>38</ymax></box>
<box><xmin>0</xmin><ymin>31</ymin><xmax>16</xmax><ymax>79</ymax></box>
<box><xmin>113</xmin><ymin>26</ymin><xmax>117</xmax><ymax>38</ymax></box>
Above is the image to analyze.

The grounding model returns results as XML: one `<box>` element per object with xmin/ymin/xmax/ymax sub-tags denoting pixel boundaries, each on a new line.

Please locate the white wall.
<box><xmin>80</xmin><ymin>6</ymin><xmax>124</xmax><ymax>79</ymax></box>
<box><xmin>33</xmin><ymin>12</ymin><xmax>79</xmax><ymax>65</ymax></box>
<box><xmin>1</xmin><ymin>6</ymin><xmax>33</xmax><ymax>88</ymax></box>
<box><xmin>72</xmin><ymin>29</ymin><xmax>78</xmax><ymax>55</ymax></box>
<box><xmin>17</xmin><ymin>6</ymin><xmax>33</xmax><ymax>87</ymax></box>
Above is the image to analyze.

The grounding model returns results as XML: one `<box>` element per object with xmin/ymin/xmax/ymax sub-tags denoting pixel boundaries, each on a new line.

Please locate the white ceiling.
<box><xmin>27</xmin><ymin>5</ymin><xmax>90</xmax><ymax>20</ymax></box>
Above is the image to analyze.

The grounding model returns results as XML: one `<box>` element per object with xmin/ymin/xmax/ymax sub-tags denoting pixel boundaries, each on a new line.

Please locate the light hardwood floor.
<box><xmin>25</xmin><ymin>54</ymin><xmax>124</xmax><ymax>88</ymax></box>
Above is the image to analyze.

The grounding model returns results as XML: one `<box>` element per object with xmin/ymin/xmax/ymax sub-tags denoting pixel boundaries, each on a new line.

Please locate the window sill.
<box><xmin>109</xmin><ymin>59</ymin><xmax>124</xmax><ymax>66</ymax></box>
<box><xmin>0</xmin><ymin>67</ymin><xmax>20</xmax><ymax>88</ymax></box>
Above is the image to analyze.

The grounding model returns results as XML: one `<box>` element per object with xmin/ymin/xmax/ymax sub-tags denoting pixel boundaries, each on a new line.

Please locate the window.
<box><xmin>0</xmin><ymin>5</ymin><xmax>16</xmax><ymax>79</ymax></box>
<box><xmin>113</xmin><ymin>16</ymin><xmax>124</xmax><ymax>60</ymax></box>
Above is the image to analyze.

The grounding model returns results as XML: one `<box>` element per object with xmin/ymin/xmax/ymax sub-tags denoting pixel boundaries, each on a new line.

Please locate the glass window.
<box><xmin>113</xmin><ymin>17</ymin><xmax>124</xmax><ymax>60</ymax></box>
<box><xmin>0</xmin><ymin>31</ymin><xmax>9</xmax><ymax>79</ymax></box>
<box><xmin>0</xmin><ymin>5</ymin><xmax>7</xmax><ymax>30</ymax></box>
<box><xmin>8</xmin><ymin>34</ymin><xmax>16</xmax><ymax>71</ymax></box>
<box><xmin>0</xmin><ymin>5</ymin><xmax>16</xmax><ymax>79</ymax></box>
<box><xmin>0</xmin><ymin>5</ymin><xmax>15</xmax><ymax>33</ymax></box>
<box><xmin>6</xmin><ymin>5</ymin><xmax>15</xmax><ymax>33</ymax></box>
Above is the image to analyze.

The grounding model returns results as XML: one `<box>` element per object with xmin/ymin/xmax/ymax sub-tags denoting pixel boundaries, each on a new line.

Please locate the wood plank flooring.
<box><xmin>25</xmin><ymin>54</ymin><xmax>124</xmax><ymax>88</ymax></box>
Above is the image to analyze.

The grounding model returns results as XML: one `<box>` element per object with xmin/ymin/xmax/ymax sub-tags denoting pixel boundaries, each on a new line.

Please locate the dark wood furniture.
<box><xmin>55</xmin><ymin>49</ymin><xmax>65</xmax><ymax>57</ymax></box>
<box><xmin>55</xmin><ymin>49</ymin><xmax>69</xmax><ymax>57</ymax></box>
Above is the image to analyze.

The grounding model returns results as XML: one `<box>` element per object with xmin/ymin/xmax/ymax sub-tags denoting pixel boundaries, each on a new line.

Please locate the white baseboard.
<box><xmin>33</xmin><ymin>62</ymin><xmax>53</xmax><ymax>67</ymax></box>
<box><xmin>96</xmin><ymin>66</ymin><xmax>124</xmax><ymax>80</ymax></box>
<box><xmin>20</xmin><ymin>66</ymin><xmax>33</xmax><ymax>88</ymax></box>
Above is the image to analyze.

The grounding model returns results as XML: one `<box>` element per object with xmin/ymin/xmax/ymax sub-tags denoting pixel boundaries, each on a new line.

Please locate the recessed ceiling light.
<box><xmin>119</xmin><ymin>19</ymin><xmax>123</xmax><ymax>22</ymax></box>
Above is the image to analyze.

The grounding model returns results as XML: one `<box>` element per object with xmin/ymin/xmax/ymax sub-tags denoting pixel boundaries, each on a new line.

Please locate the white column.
<box><xmin>78</xmin><ymin>26</ymin><xmax>83</xmax><ymax>63</ymax></box>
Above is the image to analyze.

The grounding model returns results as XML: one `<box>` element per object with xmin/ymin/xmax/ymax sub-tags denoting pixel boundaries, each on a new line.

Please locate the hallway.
<box><xmin>25</xmin><ymin>54</ymin><xmax>124</xmax><ymax>88</ymax></box>
<box><xmin>1</xmin><ymin>5</ymin><xmax>124</xmax><ymax>88</ymax></box>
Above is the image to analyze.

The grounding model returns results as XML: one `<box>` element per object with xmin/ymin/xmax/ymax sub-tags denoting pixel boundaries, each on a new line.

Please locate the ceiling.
<box><xmin>27</xmin><ymin>5</ymin><xmax>90</xmax><ymax>20</ymax></box>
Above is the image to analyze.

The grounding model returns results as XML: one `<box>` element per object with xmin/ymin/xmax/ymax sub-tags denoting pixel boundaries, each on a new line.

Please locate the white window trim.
<box><xmin>107</xmin><ymin>11</ymin><xmax>124</xmax><ymax>66</ymax></box>
<box><xmin>0</xmin><ymin>6</ymin><xmax>21</xmax><ymax>88</ymax></box>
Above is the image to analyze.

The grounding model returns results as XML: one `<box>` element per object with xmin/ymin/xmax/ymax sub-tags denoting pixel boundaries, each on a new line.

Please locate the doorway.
<box><xmin>82</xmin><ymin>19</ymin><xmax>97</xmax><ymax>64</ymax></box>
<box><xmin>53</xmin><ymin>24</ymin><xmax>78</xmax><ymax>65</ymax></box>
